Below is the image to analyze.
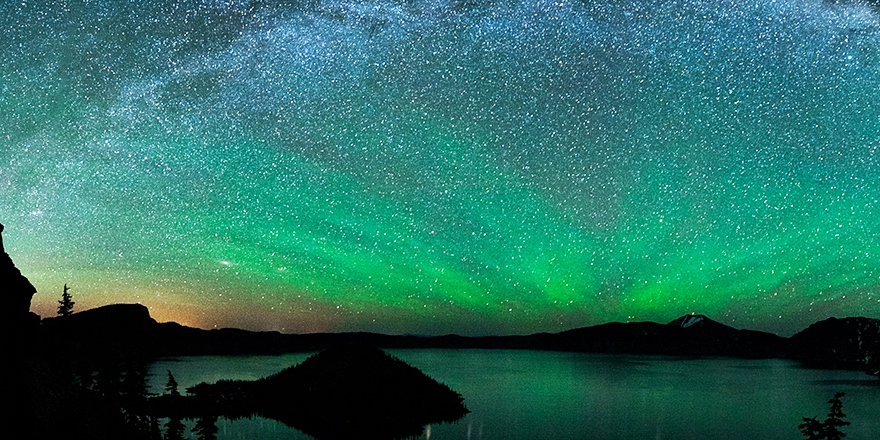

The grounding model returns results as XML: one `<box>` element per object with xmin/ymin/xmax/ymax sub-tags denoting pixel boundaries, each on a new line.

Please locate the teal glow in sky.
<box><xmin>3</xmin><ymin>0</ymin><xmax>880</xmax><ymax>335</ymax></box>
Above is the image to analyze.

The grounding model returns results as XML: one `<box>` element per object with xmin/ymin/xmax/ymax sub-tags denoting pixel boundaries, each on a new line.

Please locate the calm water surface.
<box><xmin>148</xmin><ymin>350</ymin><xmax>880</xmax><ymax>440</ymax></box>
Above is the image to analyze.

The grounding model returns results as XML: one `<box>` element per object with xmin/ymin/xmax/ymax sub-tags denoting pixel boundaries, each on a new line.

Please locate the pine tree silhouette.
<box><xmin>799</xmin><ymin>416</ymin><xmax>824</xmax><ymax>440</ymax></box>
<box><xmin>163</xmin><ymin>370</ymin><xmax>185</xmax><ymax>440</ymax></box>
<box><xmin>800</xmin><ymin>392</ymin><xmax>850</xmax><ymax>440</ymax></box>
<box><xmin>823</xmin><ymin>392</ymin><xmax>850</xmax><ymax>440</ymax></box>
<box><xmin>165</xmin><ymin>371</ymin><xmax>180</xmax><ymax>397</ymax></box>
<box><xmin>58</xmin><ymin>283</ymin><xmax>75</xmax><ymax>316</ymax></box>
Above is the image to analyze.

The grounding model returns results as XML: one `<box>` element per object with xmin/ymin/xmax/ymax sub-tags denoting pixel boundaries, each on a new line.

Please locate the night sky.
<box><xmin>3</xmin><ymin>0</ymin><xmax>880</xmax><ymax>336</ymax></box>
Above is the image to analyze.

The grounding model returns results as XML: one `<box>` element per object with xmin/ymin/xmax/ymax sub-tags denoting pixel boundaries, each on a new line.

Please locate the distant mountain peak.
<box><xmin>667</xmin><ymin>314</ymin><xmax>714</xmax><ymax>329</ymax></box>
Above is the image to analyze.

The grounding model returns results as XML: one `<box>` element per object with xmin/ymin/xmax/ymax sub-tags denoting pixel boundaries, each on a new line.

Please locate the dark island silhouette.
<box><xmin>150</xmin><ymin>344</ymin><xmax>469</xmax><ymax>440</ymax></box>
<box><xmin>7</xmin><ymin>220</ymin><xmax>880</xmax><ymax>439</ymax></box>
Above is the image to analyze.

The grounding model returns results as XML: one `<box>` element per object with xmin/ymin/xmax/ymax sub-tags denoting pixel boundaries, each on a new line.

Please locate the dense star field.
<box><xmin>2</xmin><ymin>0</ymin><xmax>880</xmax><ymax>335</ymax></box>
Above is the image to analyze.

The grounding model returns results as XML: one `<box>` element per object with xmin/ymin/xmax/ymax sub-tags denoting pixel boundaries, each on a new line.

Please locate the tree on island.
<box><xmin>800</xmin><ymin>392</ymin><xmax>850</xmax><ymax>440</ymax></box>
<box><xmin>165</xmin><ymin>371</ymin><xmax>180</xmax><ymax>397</ymax></box>
<box><xmin>58</xmin><ymin>283</ymin><xmax>75</xmax><ymax>316</ymax></box>
<box><xmin>163</xmin><ymin>371</ymin><xmax>185</xmax><ymax>440</ymax></box>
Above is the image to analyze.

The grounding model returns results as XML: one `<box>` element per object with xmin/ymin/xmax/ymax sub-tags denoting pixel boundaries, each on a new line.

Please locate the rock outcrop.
<box><xmin>0</xmin><ymin>222</ymin><xmax>39</xmax><ymax>333</ymax></box>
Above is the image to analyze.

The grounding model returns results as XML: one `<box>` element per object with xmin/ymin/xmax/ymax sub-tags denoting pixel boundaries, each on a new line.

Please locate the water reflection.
<box><xmin>150</xmin><ymin>350</ymin><xmax>880</xmax><ymax>440</ymax></box>
<box><xmin>193</xmin><ymin>416</ymin><xmax>219</xmax><ymax>440</ymax></box>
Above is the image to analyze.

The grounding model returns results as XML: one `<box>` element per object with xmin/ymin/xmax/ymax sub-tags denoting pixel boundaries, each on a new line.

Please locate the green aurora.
<box><xmin>3</xmin><ymin>0</ymin><xmax>880</xmax><ymax>335</ymax></box>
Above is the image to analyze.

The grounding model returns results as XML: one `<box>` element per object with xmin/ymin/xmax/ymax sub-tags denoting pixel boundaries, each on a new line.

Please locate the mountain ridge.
<box><xmin>37</xmin><ymin>304</ymin><xmax>880</xmax><ymax>372</ymax></box>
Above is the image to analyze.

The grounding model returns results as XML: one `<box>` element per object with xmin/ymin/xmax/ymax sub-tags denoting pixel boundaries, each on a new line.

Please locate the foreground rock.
<box><xmin>1</xmin><ymin>222</ymin><xmax>152</xmax><ymax>440</ymax></box>
<box><xmin>169</xmin><ymin>345</ymin><xmax>469</xmax><ymax>440</ymax></box>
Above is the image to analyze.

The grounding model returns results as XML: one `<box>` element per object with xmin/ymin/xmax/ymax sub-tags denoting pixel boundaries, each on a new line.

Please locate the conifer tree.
<box><xmin>165</xmin><ymin>370</ymin><xmax>180</xmax><ymax>397</ymax></box>
<box><xmin>800</xmin><ymin>392</ymin><xmax>850</xmax><ymax>440</ymax></box>
<box><xmin>57</xmin><ymin>283</ymin><xmax>75</xmax><ymax>316</ymax></box>
<box><xmin>799</xmin><ymin>416</ymin><xmax>823</xmax><ymax>440</ymax></box>
<box><xmin>823</xmin><ymin>392</ymin><xmax>850</xmax><ymax>440</ymax></box>
<box><xmin>164</xmin><ymin>416</ymin><xmax>185</xmax><ymax>440</ymax></box>
<box><xmin>163</xmin><ymin>371</ymin><xmax>185</xmax><ymax>440</ymax></box>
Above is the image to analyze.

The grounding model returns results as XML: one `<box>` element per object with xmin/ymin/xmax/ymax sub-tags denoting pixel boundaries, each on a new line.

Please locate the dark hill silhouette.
<box><xmin>41</xmin><ymin>303</ymin><xmax>163</xmax><ymax>364</ymax></box>
<box><xmin>664</xmin><ymin>314</ymin><xmax>789</xmax><ymax>357</ymax></box>
<box><xmin>180</xmin><ymin>345</ymin><xmax>468</xmax><ymax>440</ymax></box>
<box><xmin>550</xmin><ymin>320</ymin><xmax>666</xmax><ymax>352</ymax></box>
<box><xmin>545</xmin><ymin>315</ymin><xmax>787</xmax><ymax>357</ymax></box>
<box><xmin>40</xmin><ymin>305</ymin><xmax>789</xmax><ymax>359</ymax></box>
<box><xmin>788</xmin><ymin>317</ymin><xmax>880</xmax><ymax>371</ymax></box>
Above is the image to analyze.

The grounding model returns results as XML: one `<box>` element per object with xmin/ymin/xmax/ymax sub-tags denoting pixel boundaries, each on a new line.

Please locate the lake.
<box><xmin>148</xmin><ymin>350</ymin><xmax>880</xmax><ymax>439</ymax></box>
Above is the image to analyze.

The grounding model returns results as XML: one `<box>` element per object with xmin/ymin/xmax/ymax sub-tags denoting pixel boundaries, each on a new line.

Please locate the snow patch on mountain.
<box><xmin>667</xmin><ymin>314</ymin><xmax>710</xmax><ymax>329</ymax></box>
<box><xmin>679</xmin><ymin>315</ymin><xmax>705</xmax><ymax>328</ymax></box>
